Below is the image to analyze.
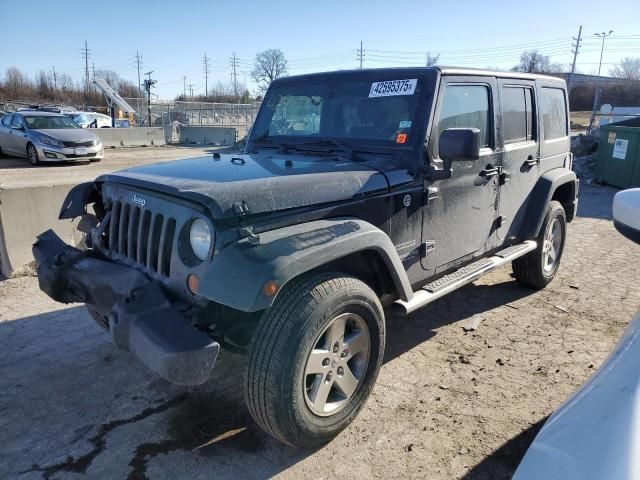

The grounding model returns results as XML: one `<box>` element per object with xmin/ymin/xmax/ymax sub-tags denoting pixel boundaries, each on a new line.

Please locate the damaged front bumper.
<box><xmin>33</xmin><ymin>230</ymin><xmax>219</xmax><ymax>386</ymax></box>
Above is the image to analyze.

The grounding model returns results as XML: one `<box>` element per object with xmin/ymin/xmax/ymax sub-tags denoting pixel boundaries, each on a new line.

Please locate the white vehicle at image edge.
<box><xmin>514</xmin><ymin>188</ymin><xmax>640</xmax><ymax>480</ymax></box>
<box><xmin>68</xmin><ymin>111</ymin><xmax>113</xmax><ymax>128</ymax></box>
<box><xmin>0</xmin><ymin>111</ymin><xmax>104</xmax><ymax>165</ymax></box>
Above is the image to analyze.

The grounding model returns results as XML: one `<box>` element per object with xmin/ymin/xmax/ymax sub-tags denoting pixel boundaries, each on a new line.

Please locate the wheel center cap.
<box><xmin>331</xmin><ymin>358</ymin><xmax>339</xmax><ymax>368</ymax></box>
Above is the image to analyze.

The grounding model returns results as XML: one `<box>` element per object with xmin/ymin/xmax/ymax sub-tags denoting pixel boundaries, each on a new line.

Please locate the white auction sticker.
<box><xmin>369</xmin><ymin>79</ymin><xmax>417</xmax><ymax>98</ymax></box>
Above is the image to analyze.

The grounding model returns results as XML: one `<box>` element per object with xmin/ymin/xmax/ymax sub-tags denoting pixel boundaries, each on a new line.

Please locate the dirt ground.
<box><xmin>0</xmin><ymin>146</ymin><xmax>222</xmax><ymax>189</ymax></box>
<box><xmin>1</xmin><ymin>184</ymin><xmax>639</xmax><ymax>480</ymax></box>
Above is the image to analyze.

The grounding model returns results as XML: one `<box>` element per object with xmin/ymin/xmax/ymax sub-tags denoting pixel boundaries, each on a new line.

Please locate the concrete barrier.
<box><xmin>177</xmin><ymin>126</ymin><xmax>236</xmax><ymax>145</ymax></box>
<box><xmin>94</xmin><ymin>127</ymin><xmax>166</xmax><ymax>148</ymax></box>
<box><xmin>0</xmin><ymin>183</ymin><xmax>81</xmax><ymax>277</ymax></box>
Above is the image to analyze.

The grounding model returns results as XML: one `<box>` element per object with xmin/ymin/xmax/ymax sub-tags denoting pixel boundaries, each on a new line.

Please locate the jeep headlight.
<box><xmin>189</xmin><ymin>219</ymin><xmax>211</xmax><ymax>261</ymax></box>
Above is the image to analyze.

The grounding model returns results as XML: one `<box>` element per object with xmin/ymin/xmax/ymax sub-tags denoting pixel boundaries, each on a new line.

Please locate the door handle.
<box><xmin>480</xmin><ymin>166</ymin><xmax>500</xmax><ymax>179</ymax></box>
<box><xmin>525</xmin><ymin>155</ymin><xmax>539</xmax><ymax>168</ymax></box>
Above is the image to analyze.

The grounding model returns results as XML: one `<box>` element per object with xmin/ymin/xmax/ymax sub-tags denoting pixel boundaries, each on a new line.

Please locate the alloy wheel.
<box><xmin>542</xmin><ymin>218</ymin><xmax>562</xmax><ymax>272</ymax></box>
<box><xmin>303</xmin><ymin>312</ymin><xmax>371</xmax><ymax>417</ymax></box>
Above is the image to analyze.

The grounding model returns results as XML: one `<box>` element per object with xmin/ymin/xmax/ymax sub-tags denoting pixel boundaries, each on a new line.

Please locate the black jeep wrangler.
<box><xmin>34</xmin><ymin>67</ymin><xmax>578</xmax><ymax>448</ymax></box>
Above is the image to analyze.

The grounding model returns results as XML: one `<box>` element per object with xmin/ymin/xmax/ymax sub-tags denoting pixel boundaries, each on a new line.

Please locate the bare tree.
<box><xmin>4</xmin><ymin>67</ymin><xmax>30</xmax><ymax>98</ymax></box>
<box><xmin>35</xmin><ymin>70</ymin><xmax>54</xmax><ymax>100</ymax></box>
<box><xmin>609</xmin><ymin>57</ymin><xmax>640</xmax><ymax>80</ymax></box>
<box><xmin>425</xmin><ymin>52</ymin><xmax>440</xmax><ymax>67</ymax></box>
<box><xmin>252</xmin><ymin>48</ymin><xmax>288</xmax><ymax>93</ymax></box>
<box><xmin>512</xmin><ymin>50</ymin><xmax>562</xmax><ymax>73</ymax></box>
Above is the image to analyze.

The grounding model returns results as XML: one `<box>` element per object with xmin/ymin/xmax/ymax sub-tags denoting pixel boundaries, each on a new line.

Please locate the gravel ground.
<box><xmin>1</xmin><ymin>184</ymin><xmax>639</xmax><ymax>480</ymax></box>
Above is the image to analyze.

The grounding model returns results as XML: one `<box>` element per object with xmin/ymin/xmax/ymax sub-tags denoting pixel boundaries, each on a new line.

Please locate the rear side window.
<box><xmin>540</xmin><ymin>87</ymin><xmax>567</xmax><ymax>140</ymax></box>
<box><xmin>502</xmin><ymin>86</ymin><xmax>535</xmax><ymax>144</ymax></box>
<box><xmin>1</xmin><ymin>114</ymin><xmax>12</xmax><ymax>126</ymax></box>
<box><xmin>438</xmin><ymin>85</ymin><xmax>491</xmax><ymax>148</ymax></box>
<box><xmin>11</xmin><ymin>115</ymin><xmax>23</xmax><ymax>128</ymax></box>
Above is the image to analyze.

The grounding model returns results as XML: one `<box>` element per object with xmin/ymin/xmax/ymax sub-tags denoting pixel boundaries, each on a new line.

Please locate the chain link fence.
<box><xmin>123</xmin><ymin>99</ymin><xmax>261</xmax><ymax>137</ymax></box>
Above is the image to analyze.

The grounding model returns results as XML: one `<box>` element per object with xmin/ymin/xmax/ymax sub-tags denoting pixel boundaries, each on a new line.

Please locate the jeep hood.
<box><xmin>98</xmin><ymin>153</ymin><xmax>391</xmax><ymax>219</ymax></box>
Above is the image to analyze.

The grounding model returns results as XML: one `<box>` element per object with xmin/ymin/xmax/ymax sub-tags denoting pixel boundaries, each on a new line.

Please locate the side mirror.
<box><xmin>11</xmin><ymin>125</ymin><xmax>24</xmax><ymax>131</ymax></box>
<box><xmin>439</xmin><ymin>128</ymin><xmax>481</xmax><ymax>162</ymax></box>
<box><xmin>613</xmin><ymin>188</ymin><xmax>640</xmax><ymax>244</ymax></box>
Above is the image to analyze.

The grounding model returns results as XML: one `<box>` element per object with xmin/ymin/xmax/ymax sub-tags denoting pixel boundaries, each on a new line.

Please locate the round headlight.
<box><xmin>189</xmin><ymin>219</ymin><xmax>211</xmax><ymax>261</ymax></box>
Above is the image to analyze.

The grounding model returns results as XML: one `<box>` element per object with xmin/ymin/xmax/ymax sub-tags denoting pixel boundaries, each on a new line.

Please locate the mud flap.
<box><xmin>111</xmin><ymin>282</ymin><xmax>219</xmax><ymax>386</ymax></box>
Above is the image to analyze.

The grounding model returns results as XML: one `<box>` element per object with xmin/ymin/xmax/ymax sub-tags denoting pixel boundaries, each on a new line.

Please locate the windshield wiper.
<box><xmin>251</xmin><ymin>131</ymin><xmax>293</xmax><ymax>153</ymax></box>
<box><xmin>299</xmin><ymin>138</ymin><xmax>356</xmax><ymax>160</ymax></box>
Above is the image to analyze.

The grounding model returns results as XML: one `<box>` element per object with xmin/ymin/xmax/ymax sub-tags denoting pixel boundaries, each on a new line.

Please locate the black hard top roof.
<box><xmin>274</xmin><ymin>66</ymin><xmax>565</xmax><ymax>84</ymax></box>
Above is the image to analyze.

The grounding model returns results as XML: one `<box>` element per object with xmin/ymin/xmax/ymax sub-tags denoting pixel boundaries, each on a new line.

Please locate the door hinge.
<box><xmin>420</xmin><ymin>241</ymin><xmax>436</xmax><ymax>257</ymax></box>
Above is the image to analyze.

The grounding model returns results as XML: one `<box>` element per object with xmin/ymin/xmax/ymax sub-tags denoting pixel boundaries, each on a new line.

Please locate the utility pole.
<box><xmin>187</xmin><ymin>83</ymin><xmax>195</xmax><ymax>99</ymax></box>
<box><xmin>357</xmin><ymin>41</ymin><xmax>365</xmax><ymax>69</ymax></box>
<box><xmin>182</xmin><ymin>76</ymin><xmax>187</xmax><ymax>99</ymax></box>
<box><xmin>567</xmin><ymin>25</ymin><xmax>582</xmax><ymax>93</ymax></box>
<box><xmin>143</xmin><ymin>71</ymin><xmax>156</xmax><ymax>127</ymax></box>
<box><xmin>230</xmin><ymin>53</ymin><xmax>239</xmax><ymax>96</ymax></box>
<box><xmin>588</xmin><ymin>30</ymin><xmax>614</xmax><ymax>133</ymax></box>
<box><xmin>82</xmin><ymin>40</ymin><xmax>91</xmax><ymax>91</ymax></box>
<box><xmin>202</xmin><ymin>53</ymin><xmax>211</xmax><ymax>98</ymax></box>
<box><xmin>135</xmin><ymin>51</ymin><xmax>143</xmax><ymax>98</ymax></box>
<box><xmin>52</xmin><ymin>66</ymin><xmax>57</xmax><ymax>90</ymax></box>
<box><xmin>92</xmin><ymin>62</ymin><xmax>95</xmax><ymax>78</ymax></box>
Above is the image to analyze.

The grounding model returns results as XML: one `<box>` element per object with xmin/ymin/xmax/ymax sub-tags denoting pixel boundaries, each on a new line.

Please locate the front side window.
<box><xmin>438</xmin><ymin>85</ymin><xmax>491</xmax><ymax>148</ymax></box>
<box><xmin>502</xmin><ymin>86</ymin><xmax>535</xmax><ymax>144</ymax></box>
<box><xmin>540</xmin><ymin>87</ymin><xmax>567</xmax><ymax>140</ymax></box>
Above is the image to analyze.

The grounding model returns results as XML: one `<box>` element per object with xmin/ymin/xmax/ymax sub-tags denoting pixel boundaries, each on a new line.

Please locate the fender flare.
<box><xmin>198</xmin><ymin>217</ymin><xmax>414</xmax><ymax>312</ymax></box>
<box><xmin>59</xmin><ymin>181</ymin><xmax>98</xmax><ymax>220</ymax></box>
<box><xmin>521</xmin><ymin>169</ymin><xmax>578</xmax><ymax>239</ymax></box>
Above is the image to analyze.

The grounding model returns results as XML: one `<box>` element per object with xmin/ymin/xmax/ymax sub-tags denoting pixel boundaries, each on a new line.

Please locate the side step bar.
<box><xmin>393</xmin><ymin>240</ymin><xmax>537</xmax><ymax>315</ymax></box>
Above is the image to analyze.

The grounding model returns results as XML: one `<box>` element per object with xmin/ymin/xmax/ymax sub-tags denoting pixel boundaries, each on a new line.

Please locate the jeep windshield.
<box><xmin>250</xmin><ymin>74</ymin><xmax>429</xmax><ymax>153</ymax></box>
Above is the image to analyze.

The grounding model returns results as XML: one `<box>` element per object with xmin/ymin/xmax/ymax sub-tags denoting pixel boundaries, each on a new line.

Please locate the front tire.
<box><xmin>244</xmin><ymin>272</ymin><xmax>385</xmax><ymax>448</ymax></box>
<box><xmin>27</xmin><ymin>143</ymin><xmax>40</xmax><ymax>166</ymax></box>
<box><xmin>513</xmin><ymin>200</ymin><xmax>567</xmax><ymax>289</ymax></box>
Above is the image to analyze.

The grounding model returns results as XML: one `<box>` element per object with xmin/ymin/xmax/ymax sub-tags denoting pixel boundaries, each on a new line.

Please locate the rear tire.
<box><xmin>244</xmin><ymin>272</ymin><xmax>385</xmax><ymax>448</ymax></box>
<box><xmin>513</xmin><ymin>200</ymin><xmax>566</xmax><ymax>289</ymax></box>
<box><xmin>26</xmin><ymin>143</ymin><xmax>40</xmax><ymax>166</ymax></box>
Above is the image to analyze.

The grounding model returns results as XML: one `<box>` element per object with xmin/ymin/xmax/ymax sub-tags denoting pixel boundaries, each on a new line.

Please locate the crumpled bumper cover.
<box><xmin>32</xmin><ymin>229</ymin><xmax>219</xmax><ymax>385</ymax></box>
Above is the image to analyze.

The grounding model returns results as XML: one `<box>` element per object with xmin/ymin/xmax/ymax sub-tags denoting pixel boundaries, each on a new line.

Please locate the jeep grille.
<box><xmin>106</xmin><ymin>200</ymin><xmax>176</xmax><ymax>276</ymax></box>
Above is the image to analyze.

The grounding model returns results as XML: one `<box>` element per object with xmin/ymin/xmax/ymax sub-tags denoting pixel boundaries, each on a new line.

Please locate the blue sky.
<box><xmin>1</xmin><ymin>0</ymin><xmax>639</xmax><ymax>99</ymax></box>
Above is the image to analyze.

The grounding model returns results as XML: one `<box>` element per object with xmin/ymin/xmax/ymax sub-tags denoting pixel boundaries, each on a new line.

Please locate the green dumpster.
<box><xmin>597</xmin><ymin>118</ymin><xmax>640</xmax><ymax>189</ymax></box>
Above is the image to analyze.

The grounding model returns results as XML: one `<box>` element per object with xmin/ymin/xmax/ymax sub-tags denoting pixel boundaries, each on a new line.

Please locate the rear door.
<box><xmin>496</xmin><ymin>79</ymin><xmax>539</xmax><ymax>241</ymax></box>
<box><xmin>421</xmin><ymin>76</ymin><xmax>500</xmax><ymax>274</ymax></box>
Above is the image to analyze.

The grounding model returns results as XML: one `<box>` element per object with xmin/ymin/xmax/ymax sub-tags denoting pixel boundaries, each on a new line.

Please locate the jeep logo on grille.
<box><xmin>133</xmin><ymin>194</ymin><xmax>146</xmax><ymax>207</ymax></box>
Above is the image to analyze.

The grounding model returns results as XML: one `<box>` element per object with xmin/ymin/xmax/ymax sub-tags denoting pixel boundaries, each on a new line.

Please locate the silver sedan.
<box><xmin>0</xmin><ymin>111</ymin><xmax>104</xmax><ymax>165</ymax></box>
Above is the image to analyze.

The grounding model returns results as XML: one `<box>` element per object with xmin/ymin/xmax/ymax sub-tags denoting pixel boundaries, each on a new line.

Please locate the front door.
<box><xmin>496</xmin><ymin>80</ymin><xmax>539</xmax><ymax>240</ymax></box>
<box><xmin>421</xmin><ymin>77</ymin><xmax>500</xmax><ymax>274</ymax></box>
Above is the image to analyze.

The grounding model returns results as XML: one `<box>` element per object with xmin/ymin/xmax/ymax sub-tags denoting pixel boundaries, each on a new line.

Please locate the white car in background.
<box><xmin>68</xmin><ymin>112</ymin><xmax>113</xmax><ymax>128</ymax></box>
<box><xmin>514</xmin><ymin>188</ymin><xmax>640</xmax><ymax>480</ymax></box>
